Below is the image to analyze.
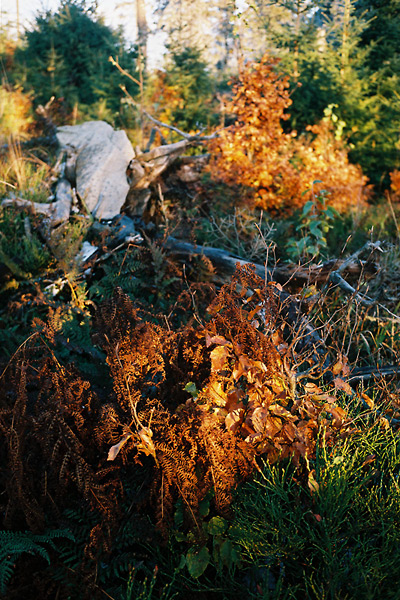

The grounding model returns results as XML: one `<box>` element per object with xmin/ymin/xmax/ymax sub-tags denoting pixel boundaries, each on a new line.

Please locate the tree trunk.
<box><xmin>136</xmin><ymin>0</ymin><xmax>149</xmax><ymax>66</ymax></box>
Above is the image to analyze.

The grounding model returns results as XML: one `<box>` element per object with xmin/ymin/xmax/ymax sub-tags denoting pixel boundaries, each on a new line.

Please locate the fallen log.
<box><xmin>164</xmin><ymin>237</ymin><xmax>379</xmax><ymax>288</ymax></box>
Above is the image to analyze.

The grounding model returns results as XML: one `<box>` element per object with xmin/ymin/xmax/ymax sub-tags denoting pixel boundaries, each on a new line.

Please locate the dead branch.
<box><xmin>348</xmin><ymin>365</ymin><xmax>400</xmax><ymax>386</ymax></box>
<box><xmin>323</xmin><ymin>241</ymin><xmax>400</xmax><ymax>322</ymax></box>
<box><xmin>164</xmin><ymin>236</ymin><xmax>271</xmax><ymax>283</ymax></box>
<box><xmin>142</xmin><ymin>110</ymin><xmax>219</xmax><ymax>142</ymax></box>
<box><xmin>327</xmin><ymin>240</ymin><xmax>382</xmax><ymax>306</ymax></box>
<box><xmin>273</xmin><ymin>256</ymin><xmax>377</xmax><ymax>286</ymax></box>
<box><xmin>109</xmin><ymin>55</ymin><xmax>141</xmax><ymax>87</ymax></box>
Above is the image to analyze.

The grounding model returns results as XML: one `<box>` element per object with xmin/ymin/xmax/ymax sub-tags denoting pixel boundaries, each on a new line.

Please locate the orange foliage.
<box><xmin>0</xmin><ymin>84</ymin><xmax>33</xmax><ymax>141</ymax></box>
<box><xmin>146</xmin><ymin>70</ymin><xmax>183</xmax><ymax>127</ymax></box>
<box><xmin>389</xmin><ymin>169</ymin><xmax>400</xmax><ymax>200</ymax></box>
<box><xmin>208</xmin><ymin>54</ymin><xmax>367</xmax><ymax>213</ymax></box>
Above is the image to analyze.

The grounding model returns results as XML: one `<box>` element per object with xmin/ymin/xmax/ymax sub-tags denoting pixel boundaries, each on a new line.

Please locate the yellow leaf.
<box><xmin>210</xmin><ymin>345</ymin><xmax>231</xmax><ymax>372</ymax></box>
<box><xmin>361</xmin><ymin>393</ymin><xmax>375</xmax><ymax>409</ymax></box>
<box><xmin>137</xmin><ymin>427</ymin><xmax>157</xmax><ymax>459</ymax></box>
<box><xmin>208</xmin><ymin>381</ymin><xmax>228</xmax><ymax>406</ymax></box>
<box><xmin>268</xmin><ymin>404</ymin><xmax>295</xmax><ymax>420</ymax></box>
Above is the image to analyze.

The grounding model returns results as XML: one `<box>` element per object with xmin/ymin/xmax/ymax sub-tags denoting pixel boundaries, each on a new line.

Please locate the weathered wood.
<box><xmin>349</xmin><ymin>365</ymin><xmax>400</xmax><ymax>386</ymax></box>
<box><xmin>164</xmin><ymin>236</ymin><xmax>272</xmax><ymax>283</ymax></box>
<box><xmin>129</xmin><ymin>140</ymin><xmax>191</xmax><ymax>191</ymax></box>
<box><xmin>2</xmin><ymin>178</ymin><xmax>72</xmax><ymax>226</ymax></box>
<box><xmin>163</xmin><ymin>237</ymin><xmax>378</xmax><ymax>287</ymax></box>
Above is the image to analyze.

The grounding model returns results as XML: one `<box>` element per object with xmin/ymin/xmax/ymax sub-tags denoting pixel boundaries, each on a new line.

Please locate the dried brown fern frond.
<box><xmin>142</xmin><ymin>404</ymin><xmax>255</xmax><ymax>535</ymax></box>
<box><xmin>97</xmin><ymin>269</ymin><xmax>352</xmax><ymax>532</ymax></box>
<box><xmin>0</xmin><ymin>342</ymin><xmax>121</xmax><ymax>539</ymax></box>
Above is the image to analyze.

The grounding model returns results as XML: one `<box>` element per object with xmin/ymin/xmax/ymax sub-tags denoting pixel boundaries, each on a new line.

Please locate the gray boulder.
<box><xmin>56</xmin><ymin>121</ymin><xmax>134</xmax><ymax>220</ymax></box>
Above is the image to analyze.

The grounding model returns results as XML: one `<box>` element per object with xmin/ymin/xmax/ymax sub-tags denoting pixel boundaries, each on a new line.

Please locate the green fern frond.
<box><xmin>0</xmin><ymin>529</ymin><xmax>74</xmax><ymax>595</ymax></box>
<box><xmin>89</xmin><ymin>251</ymin><xmax>143</xmax><ymax>300</ymax></box>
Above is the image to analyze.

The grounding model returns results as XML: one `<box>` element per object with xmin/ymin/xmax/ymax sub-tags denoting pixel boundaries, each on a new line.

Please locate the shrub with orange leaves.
<box><xmin>146</xmin><ymin>69</ymin><xmax>183</xmax><ymax>130</ymax></box>
<box><xmin>389</xmin><ymin>169</ymin><xmax>400</xmax><ymax>201</ymax></box>
<box><xmin>208</xmin><ymin>54</ymin><xmax>367</xmax><ymax>214</ymax></box>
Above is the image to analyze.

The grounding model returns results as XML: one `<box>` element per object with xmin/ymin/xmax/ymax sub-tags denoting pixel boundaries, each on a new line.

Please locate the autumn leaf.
<box><xmin>210</xmin><ymin>345</ymin><xmax>231</xmax><ymax>372</ymax></box>
<box><xmin>269</xmin><ymin>404</ymin><xmax>296</xmax><ymax>420</ymax></box>
<box><xmin>332</xmin><ymin>353</ymin><xmax>351</xmax><ymax>377</ymax></box>
<box><xmin>225</xmin><ymin>408</ymin><xmax>244</xmax><ymax>433</ymax></box>
<box><xmin>225</xmin><ymin>388</ymin><xmax>245</xmax><ymax>412</ymax></box>
<box><xmin>307</xmin><ymin>470</ymin><xmax>319</xmax><ymax>494</ymax></box>
<box><xmin>251</xmin><ymin>407</ymin><xmax>283</xmax><ymax>437</ymax></box>
<box><xmin>282</xmin><ymin>421</ymin><xmax>298</xmax><ymax>442</ymax></box>
<box><xmin>361</xmin><ymin>454</ymin><xmax>376</xmax><ymax>468</ymax></box>
<box><xmin>271</xmin><ymin>329</ymin><xmax>284</xmax><ymax>346</ymax></box>
<box><xmin>205</xmin><ymin>333</ymin><xmax>232</xmax><ymax>348</ymax></box>
<box><xmin>304</xmin><ymin>382</ymin><xmax>336</xmax><ymax>403</ymax></box>
<box><xmin>304</xmin><ymin>382</ymin><xmax>323</xmax><ymax>396</ymax></box>
<box><xmin>325</xmin><ymin>405</ymin><xmax>347</xmax><ymax>427</ymax></box>
<box><xmin>107</xmin><ymin>433</ymin><xmax>132</xmax><ymax>461</ymax></box>
<box><xmin>313</xmin><ymin>514</ymin><xmax>322</xmax><ymax>522</ymax></box>
<box><xmin>361</xmin><ymin>392</ymin><xmax>375</xmax><ymax>409</ymax></box>
<box><xmin>208</xmin><ymin>380</ymin><xmax>228</xmax><ymax>406</ymax></box>
<box><xmin>137</xmin><ymin>427</ymin><xmax>157</xmax><ymax>460</ymax></box>
<box><xmin>250</xmin><ymin>406</ymin><xmax>269</xmax><ymax>432</ymax></box>
<box><xmin>232</xmin><ymin>354</ymin><xmax>254</xmax><ymax>381</ymax></box>
<box><xmin>333</xmin><ymin>377</ymin><xmax>354</xmax><ymax>395</ymax></box>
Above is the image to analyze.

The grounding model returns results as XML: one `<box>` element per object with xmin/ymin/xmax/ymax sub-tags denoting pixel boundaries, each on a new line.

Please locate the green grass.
<box><xmin>228</xmin><ymin>419</ymin><xmax>400</xmax><ymax>599</ymax></box>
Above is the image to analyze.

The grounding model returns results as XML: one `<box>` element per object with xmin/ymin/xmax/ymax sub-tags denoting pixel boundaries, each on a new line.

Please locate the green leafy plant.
<box><xmin>0</xmin><ymin>529</ymin><xmax>74</xmax><ymax>595</ymax></box>
<box><xmin>0</xmin><ymin>207</ymin><xmax>52</xmax><ymax>289</ymax></box>
<box><xmin>172</xmin><ymin>496</ymin><xmax>241</xmax><ymax>580</ymax></box>
<box><xmin>286</xmin><ymin>183</ymin><xmax>339</xmax><ymax>261</ymax></box>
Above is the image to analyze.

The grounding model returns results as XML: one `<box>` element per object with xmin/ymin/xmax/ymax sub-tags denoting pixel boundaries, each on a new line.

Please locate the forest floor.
<box><xmin>1</xmin><ymin>138</ymin><xmax>400</xmax><ymax>600</ymax></box>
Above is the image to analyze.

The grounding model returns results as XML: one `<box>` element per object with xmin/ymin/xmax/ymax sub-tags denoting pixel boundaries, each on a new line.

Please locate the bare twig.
<box><xmin>324</xmin><ymin>241</ymin><xmax>400</xmax><ymax>322</ymax></box>
<box><xmin>109</xmin><ymin>55</ymin><xmax>141</xmax><ymax>87</ymax></box>
<box><xmin>141</xmin><ymin>110</ymin><xmax>219</xmax><ymax>141</ymax></box>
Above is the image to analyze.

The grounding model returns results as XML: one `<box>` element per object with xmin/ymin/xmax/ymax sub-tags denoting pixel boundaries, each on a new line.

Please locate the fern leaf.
<box><xmin>0</xmin><ymin>529</ymin><xmax>74</xmax><ymax>595</ymax></box>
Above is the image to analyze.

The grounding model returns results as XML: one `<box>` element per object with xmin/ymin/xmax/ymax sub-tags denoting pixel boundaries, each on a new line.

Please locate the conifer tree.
<box><xmin>11</xmin><ymin>0</ymin><xmax>138</xmax><ymax>119</ymax></box>
<box><xmin>163</xmin><ymin>46</ymin><xmax>216</xmax><ymax>131</ymax></box>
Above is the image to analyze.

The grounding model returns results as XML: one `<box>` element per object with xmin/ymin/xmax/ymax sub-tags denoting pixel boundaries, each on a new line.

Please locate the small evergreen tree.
<box><xmin>163</xmin><ymin>46</ymin><xmax>216</xmax><ymax>132</ymax></box>
<box><xmin>11</xmin><ymin>0</ymin><xmax>139</xmax><ymax>121</ymax></box>
<box><xmin>351</xmin><ymin>0</ymin><xmax>400</xmax><ymax>185</ymax></box>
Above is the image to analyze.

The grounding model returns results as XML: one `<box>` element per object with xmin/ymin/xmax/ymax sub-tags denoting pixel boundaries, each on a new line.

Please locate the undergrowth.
<box><xmin>0</xmin><ymin>133</ymin><xmax>399</xmax><ymax>600</ymax></box>
<box><xmin>230</xmin><ymin>415</ymin><xmax>400</xmax><ymax>599</ymax></box>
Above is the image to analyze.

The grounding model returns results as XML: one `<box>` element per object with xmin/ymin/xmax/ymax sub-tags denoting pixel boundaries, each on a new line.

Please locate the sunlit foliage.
<box><xmin>0</xmin><ymin>85</ymin><xmax>33</xmax><ymax>142</ymax></box>
<box><xmin>208</xmin><ymin>54</ymin><xmax>367</xmax><ymax>213</ymax></box>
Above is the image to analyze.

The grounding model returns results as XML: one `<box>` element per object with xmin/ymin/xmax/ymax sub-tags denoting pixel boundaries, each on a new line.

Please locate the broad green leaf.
<box><xmin>207</xmin><ymin>516</ymin><xmax>227</xmax><ymax>536</ymax></box>
<box><xmin>184</xmin><ymin>382</ymin><xmax>198</xmax><ymax>398</ymax></box>
<box><xmin>218</xmin><ymin>539</ymin><xmax>241</xmax><ymax>568</ymax></box>
<box><xmin>301</xmin><ymin>200</ymin><xmax>314</xmax><ymax>216</ymax></box>
<box><xmin>199</xmin><ymin>497</ymin><xmax>211</xmax><ymax>518</ymax></box>
<box><xmin>186</xmin><ymin>546</ymin><xmax>210</xmax><ymax>578</ymax></box>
